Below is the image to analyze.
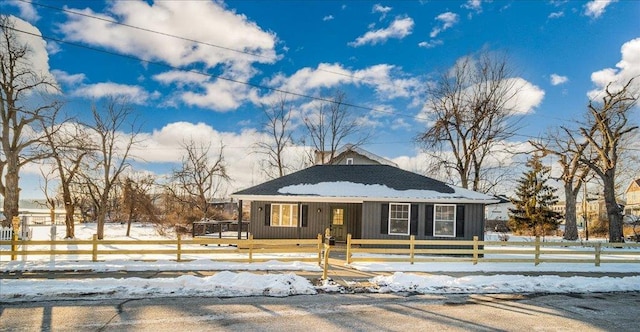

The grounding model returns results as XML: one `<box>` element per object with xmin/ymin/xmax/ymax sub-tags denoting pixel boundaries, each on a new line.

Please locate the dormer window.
<box><xmin>346</xmin><ymin>158</ymin><xmax>354</xmax><ymax>165</ymax></box>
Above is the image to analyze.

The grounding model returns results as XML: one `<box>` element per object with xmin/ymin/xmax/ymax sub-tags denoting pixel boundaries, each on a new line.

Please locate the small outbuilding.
<box><xmin>232</xmin><ymin>164</ymin><xmax>498</xmax><ymax>242</ymax></box>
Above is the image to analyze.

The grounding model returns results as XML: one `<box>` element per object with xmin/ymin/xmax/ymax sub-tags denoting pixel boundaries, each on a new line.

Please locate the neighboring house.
<box><xmin>484</xmin><ymin>195</ymin><xmax>512</xmax><ymax>222</ymax></box>
<box><xmin>315</xmin><ymin>143</ymin><xmax>399</xmax><ymax>167</ymax></box>
<box><xmin>625</xmin><ymin>179</ymin><xmax>640</xmax><ymax>217</ymax></box>
<box><xmin>232</xmin><ymin>164</ymin><xmax>498</xmax><ymax>242</ymax></box>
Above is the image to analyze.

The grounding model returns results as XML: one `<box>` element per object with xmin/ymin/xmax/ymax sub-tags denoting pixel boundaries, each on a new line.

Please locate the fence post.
<box><xmin>473</xmin><ymin>236</ymin><xmax>479</xmax><ymax>265</ymax></box>
<box><xmin>21</xmin><ymin>237</ymin><xmax>28</xmax><ymax>262</ymax></box>
<box><xmin>92</xmin><ymin>234</ymin><xmax>98</xmax><ymax>262</ymax></box>
<box><xmin>534</xmin><ymin>236</ymin><xmax>540</xmax><ymax>266</ymax></box>
<box><xmin>409</xmin><ymin>235</ymin><xmax>415</xmax><ymax>265</ymax></box>
<box><xmin>322</xmin><ymin>243</ymin><xmax>331</xmax><ymax>280</ymax></box>
<box><xmin>346</xmin><ymin>233</ymin><xmax>352</xmax><ymax>264</ymax></box>
<box><xmin>11</xmin><ymin>232</ymin><xmax>17</xmax><ymax>261</ymax></box>
<box><xmin>50</xmin><ymin>224</ymin><xmax>56</xmax><ymax>263</ymax></box>
<box><xmin>317</xmin><ymin>234</ymin><xmax>323</xmax><ymax>265</ymax></box>
<box><xmin>595</xmin><ymin>243</ymin><xmax>601</xmax><ymax>266</ymax></box>
<box><xmin>177</xmin><ymin>233</ymin><xmax>182</xmax><ymax>262</ymax></box>
<box><xmin>248</xmin><ymin>234</ymin><xmax>253</xmax><ymax>263</ymax></box>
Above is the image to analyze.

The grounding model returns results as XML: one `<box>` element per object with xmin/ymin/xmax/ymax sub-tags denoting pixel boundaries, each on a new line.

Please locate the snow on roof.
<box><xmin>277</xmin><ymin>181</ymin><xmax>496</xmax><ymax>202</ymax></box>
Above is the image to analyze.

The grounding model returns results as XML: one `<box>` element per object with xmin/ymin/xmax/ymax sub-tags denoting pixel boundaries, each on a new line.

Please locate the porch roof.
<box><xmin>232</xmin><ymin>165</ymin><xmax>498</xmax><ymax>204</ymax></box>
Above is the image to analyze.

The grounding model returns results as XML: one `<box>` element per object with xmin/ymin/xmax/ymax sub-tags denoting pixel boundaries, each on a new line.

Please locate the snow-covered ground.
<box><xmin>2</xmin><ymin>223</ymin><xmax>640</xmax><ymax>302</ymax></box>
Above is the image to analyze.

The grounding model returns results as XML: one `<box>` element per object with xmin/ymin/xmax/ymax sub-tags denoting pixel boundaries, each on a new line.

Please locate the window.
<box><xmin>271</xmin><ymin>204</ymin><xmax>299</xmax><ymax>227</ymax></box>
<box><xmin>332</xmin><ymin>208</ymin><xmax>344</xmax><ymax>225</ymax></box>
<box><xmin>346</xmin><ymin>158</ymin><xmax>354</xmax><ymax>165</ymax></box>
<box><xmin>434</xmin><ymin>204</ymin><xmax>455</xmax><ymax>237</ymax></box>
<box><xmin>388</xmin><ymin>203</ymin><xmax>410</xmax><ymax>235</ymax></box>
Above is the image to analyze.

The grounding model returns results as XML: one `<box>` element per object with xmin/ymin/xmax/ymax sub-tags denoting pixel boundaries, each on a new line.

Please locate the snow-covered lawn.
<box><xmin>2</xmin><ymin>223</ymin><xmax>640</xmax><ymax>302</ymax></box>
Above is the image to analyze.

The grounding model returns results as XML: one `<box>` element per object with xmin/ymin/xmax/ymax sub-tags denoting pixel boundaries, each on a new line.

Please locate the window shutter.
<box><xmin>425</xmin><ymin>205</ymin><xmax>434</xmax><ymax>236</ymax></box>
<box><xmin>456</xmin><ymin>205</ymin><xmax>465</xmax><ymax>237</ymax></box>
<box><xmin>410</xmin><ymin>204</ymin><xmax>418</xmax><ymax>235</ymax></box>
<box><xmin>380</xmin><ymin>203</ymin><xmax>389</xmax><ymax>234</ymax></box>
<box><xmin>301</xmin><ymin>205</ymin><xmax>308</xmax><ymax>227</ymax></box>
<box><xmin>264</xmin><ymin>204</ymin><xmax>271</xmax><ymax>226</ymax></box>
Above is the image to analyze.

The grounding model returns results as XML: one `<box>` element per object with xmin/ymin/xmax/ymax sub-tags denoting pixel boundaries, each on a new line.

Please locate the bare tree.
<box><xmin>578</xmin><ymin>78</ymin><xmax>638</xmax><ymax>243</ymax></box>
<box><xmin>302</xmin><ymin>91</ymin><xmax>367</xmax><ymax>164</ymax></box>
<box><xmin>79</xmin><ymin>98</ymin><xmax>139</xmax><ymax>239</ymax></box>
<box><xmin>120</xmin><ymin>174</ymin><xmax>158</xmax><ymax>236</ymax></box>
<box><xmin>39</xmin><ymin>108</ymin><xmax>91</xmax><ymax>238</ymax></box>
<box><xmin>417</xmin><ymin>52</ymin><xmax>524</xmax><ymax>192</ymax></box>
<box><xmin>166</xmin><ymin>140</ymin><xmax>230</xmax><ymax>222</ymax></box>
<box><xmin>530</xmin><ymin>128</ymin><xmax>591</xmax><ymax>241</ymax></box>
<box><xmin>255</xmin><ymin>94</ymin><xmax>294</xmax><ymax>178</ymax></box>
<box><xmin>0</xmin><ymin>15</ymin><xmax>58</xmax><ymax>226</ymax></box>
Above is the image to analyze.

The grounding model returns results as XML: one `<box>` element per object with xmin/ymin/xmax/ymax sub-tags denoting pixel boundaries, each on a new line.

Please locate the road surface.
<box><xmin>2</xmin><ymin>292</ymin><xmax>639</xmax><ymax>331</ymax></box>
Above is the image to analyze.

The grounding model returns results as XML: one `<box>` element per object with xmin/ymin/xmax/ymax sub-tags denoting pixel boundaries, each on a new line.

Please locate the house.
<box><xmin>315</xmin><ymin>143</ymin><xmax>399</xmax><ymax>167</ymax></box>
<box><xmin>231</xmin><ymin>164</ymin><xmax>498</xmax><ymax>242</ymax></box>
<box><xmin>484</xmin><ymin>195</ymin><xmax>512</xmax><ymax>222</ymax></box>
<box><xmin>625</xmin><ymin>179</ymin><xmax>640</xmax><ymax>217</ymax></box>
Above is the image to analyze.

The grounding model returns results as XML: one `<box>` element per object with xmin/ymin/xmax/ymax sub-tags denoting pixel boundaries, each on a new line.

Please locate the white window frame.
<box><xmin>270</xmin><ymin>203</ymin><xmax>299</xmax><ymax>227</ymax></box>
<box><xmin>346</xmin><ymin>158</ymin><xmax>354</xmax><ymax>165</ymax></box>
<box><xmin>388</xmin><ymin>203</ymin><xmax>411</xmax><ymax>235</ymax></box>
<box><xmin>433</xmin><ymin>204</ymin><xmax>456</xmax><ymax>238</ymax></box>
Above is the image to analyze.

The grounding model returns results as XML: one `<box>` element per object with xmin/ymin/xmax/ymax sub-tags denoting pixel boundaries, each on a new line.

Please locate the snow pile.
<box><xmin>1</xmin><ymin>272</ymin><xmax>317</xmax><ymax>302</ymax></box>
<box><xmin>371</xmin><ymin>272</ymin><xmax>640</xmax><ymax>294</ymax></box>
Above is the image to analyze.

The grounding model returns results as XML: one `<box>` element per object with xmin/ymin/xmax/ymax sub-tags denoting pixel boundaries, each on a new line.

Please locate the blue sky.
<box><xmin>2</xmin><ymin>0</ymin><xmax>639</xmax><ymax>198</ymax></box>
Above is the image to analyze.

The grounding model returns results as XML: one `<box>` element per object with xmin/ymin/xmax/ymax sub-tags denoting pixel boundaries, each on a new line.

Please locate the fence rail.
<box><xmin>346</xmin><ymin>234</ymin><xmax>640</xmax><ymax>266</ymax></box>
<box><xmin>0</xmin><ymin>234</ymin><xmax>324</xmax><ymax>264</ymax></box>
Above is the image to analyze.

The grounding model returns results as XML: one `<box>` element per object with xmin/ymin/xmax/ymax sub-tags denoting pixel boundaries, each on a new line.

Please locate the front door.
<box><xmin>331</xmin><ymin>208</ymin><xmax>346</xmax><ymax>241</ymax></box>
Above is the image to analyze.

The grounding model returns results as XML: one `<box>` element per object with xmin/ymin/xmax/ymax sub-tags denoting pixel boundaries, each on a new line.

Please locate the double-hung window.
<box><xmin>271</xmin><ymin>204</ymin><xmax>299</xmax><ymax>227</ymax></box>
<box><xmin>434</xmin><ymin>204</ymin><xmax>455</xmax><ymax>237</ymax></box>
<box><xmin>388</xmin><ymin>203</ymin><xmax>410</xmax><ymax>235</ymax></box>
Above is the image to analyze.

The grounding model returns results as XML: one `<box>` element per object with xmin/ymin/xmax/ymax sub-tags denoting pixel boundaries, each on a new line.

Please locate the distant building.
<box><xmin>484</xmin><ymin>195</ymin><xmax>512</xmax><ymax>222</ymax></box>
<box><xmin>625</xmin><ymin>179</ymin><xmax>640</xmax><ymax>217</ymax></box>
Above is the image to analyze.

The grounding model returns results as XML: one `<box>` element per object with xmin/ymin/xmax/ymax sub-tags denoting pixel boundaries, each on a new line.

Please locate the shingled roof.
<box><xmin>232</xmin><ymin>165</ymin><xmax>497</xmax><ymax>203</ymax></box>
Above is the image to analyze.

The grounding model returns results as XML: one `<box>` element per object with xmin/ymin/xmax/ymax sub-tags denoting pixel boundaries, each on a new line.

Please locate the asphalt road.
<box><xmin>2</xmin><ymin>292</ymin><xmax>639</xmax><ymax>331</ymax></box>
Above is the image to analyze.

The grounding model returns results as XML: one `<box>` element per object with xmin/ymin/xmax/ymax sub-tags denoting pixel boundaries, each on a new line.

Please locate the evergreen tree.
<box><xmin>509</xmin><ymin>154</ymin><xmax>562</xmax><ymax>236</ymax></box>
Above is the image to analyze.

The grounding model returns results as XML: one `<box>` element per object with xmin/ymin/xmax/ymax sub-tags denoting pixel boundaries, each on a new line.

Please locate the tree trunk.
<box><xmin>2</xmin><ymin>162</ymin><xmax>20</xmax><ymax>228</ymax></box>
<box><xmin>603</xmin><ymin>171</ymin><xmax>624</xmax><ymax>242</ymax></box>
<box><xmin>563</xmin><ymin>183</ymin><xmax>579</xmax><ymax>241</ymax></box>
<box><xmin>96</xmin><ymin>207</ymin><xmax>107</xmax><ymax>240</ymax></box>
<box><xmin>64</xmin><ymin>202</ymin><xmax>76</xmax><ymax>239</ymax></box>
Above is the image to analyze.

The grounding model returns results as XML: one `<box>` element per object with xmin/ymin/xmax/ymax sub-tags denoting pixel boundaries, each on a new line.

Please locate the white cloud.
<box><xmin>372</xmin><ymin>4</ymin><xmax>392</xmax><ymax>14</ymax></box>
<box><xmin>7</xmin><ymin>0</ymin><xmax>40</xmax><ymax>23</ymax></box>
<box><xmin>323</xmin><ymin>15</ymin><xmax>334</xmax><ymax>21</ymax></box>
<box><xmin>588</xmin><ymin>37</ymin><xmax>640</xmax><ymax>99</ymax></box>
<box><xmin>51</xmin><ymin>70</ymin><xmax>86</xmax><ymax>86</ymax></box>
<box><xmin>584</xmin><ymin>0</ymin><xmax>617</xmax><ymax>19</ymax></box>
<box><xmin>258</xmin><ymin>63</ymin><xmax>423</xmax><ymax>106</ymax></box>
<box><xmin>153</xmin><ymin>70</ymin><xmax>210</xmax><ymax>86</ymax></box>
<box><xmin>462</xmin><ymin>0</ymin><xmax>483</xmax><ymax>13</ymax></box>
<box><xmin>548</xmin><ymin>11</ymin><xmax>564</xmax><ymax>19</ymax></box>
<box><xmin>59</xmin><ymin>2</ymin><xmax>277</xmax><ymax>68</ymax></box>
<box><xmin>372</xmin><ymin>4</ymin><xmax>392</xmax><ymax>20</ymax></box>
<box><xmin>550</xmin><ymin>74</ymin><xmax>569</xmax><ymax>86</ymax></box>
<box><xmin>6</xmin><ymin>16</ymin><xmax>57</xmax><ymax>86</ymax></box>
<box><xmin>72</xmin><ymin>82</ymin><xmax>158</xmax><ymax>105</ymax></box>
<box><xmin>418</xmin><ymin>40</ymin><xmax>443</xmax><ymax>48</ymax></box>
<box><xmin>430</xmin><ymin>12</ymin><xmax>459</xmax><ymax>38</ymax></box>
<box><xmin>57</xmin><ymin>1</ymin><xmax>277</xmax><ymax>112</ymax></box>
<box><xmin>349</xmin><ymin>17</ymin><xmax>414</xmax><ymax>47</ymax></box>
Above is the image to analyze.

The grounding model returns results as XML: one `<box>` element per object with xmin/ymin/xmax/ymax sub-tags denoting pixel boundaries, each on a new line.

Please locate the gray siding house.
<box><xmin>232</xmin><ymin>165</ymin><xmax>497</xmax><ymax>242</ymax></box>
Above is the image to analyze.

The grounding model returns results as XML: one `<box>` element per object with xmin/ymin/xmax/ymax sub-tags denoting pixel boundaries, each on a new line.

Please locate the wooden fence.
<box><xmin>0</xmin><ymin>234</ymin><xmax>324</xmax><ymax>264</ymax></box>
<box><xmin>346</xmin><ymin>234</ymin><xmax>640</xmax><ymax>266</ymax></box>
